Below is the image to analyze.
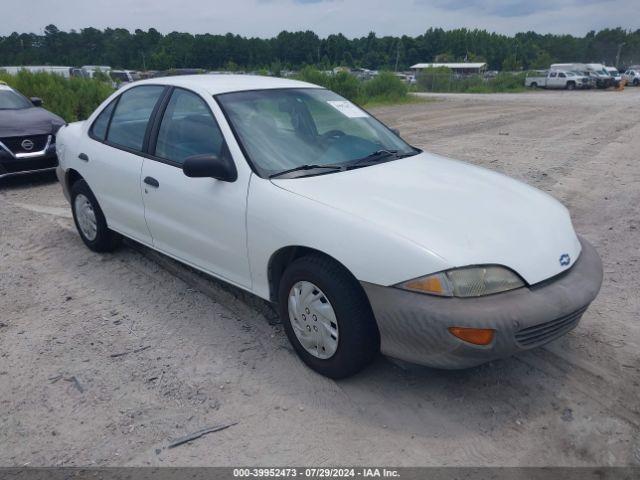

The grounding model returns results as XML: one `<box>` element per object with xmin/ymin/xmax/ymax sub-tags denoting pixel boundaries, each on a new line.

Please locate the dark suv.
<box><xmin>0</xmin><ymin>82</ymin><xmax>65</xmax><ymax>179</ymax></box>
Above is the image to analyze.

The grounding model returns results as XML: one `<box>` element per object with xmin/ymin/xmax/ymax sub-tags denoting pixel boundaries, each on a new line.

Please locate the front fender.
<box><xmin>246</xmin><ymin>177</ymin><xmax>451</xmax><ymax>300</ymax></box>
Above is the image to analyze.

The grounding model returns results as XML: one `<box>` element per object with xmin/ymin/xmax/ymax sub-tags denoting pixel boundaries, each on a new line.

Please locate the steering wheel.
<box><xmin>321</xmin><ymin>130</ymin><xmax>346</xmax><ymax>141</ymax></box>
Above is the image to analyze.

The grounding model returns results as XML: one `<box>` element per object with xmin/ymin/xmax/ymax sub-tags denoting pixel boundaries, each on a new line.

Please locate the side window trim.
<box><xmin>89</xmin><ymin>96</ymin><xmax>119</xmax><ymax>142</ymax></box>
<box><xmin>146</xmin><ymin>86</ymin><xmax>234</xmax><ymax>169</ymax></box>
<box><xmin>104</xmin><ymin>95</ymin><xmax>121</xmax><ymax>141</ymax></box>
<box><xmin>142</xmin><ymin>86</ymin><xmax>172</xmax><ymax>154</ymax></box>
<box><xmin>147</xmin><ymin>86</ymin><xmax>175</xmax><ymax>158</ymax></box>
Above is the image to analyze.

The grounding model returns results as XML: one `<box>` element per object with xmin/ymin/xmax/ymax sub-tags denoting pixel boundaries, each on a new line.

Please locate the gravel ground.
<box><xmin>1</xmin><ymin>88</ymin><xmax>639</xmax><ymax>467</ymax></box>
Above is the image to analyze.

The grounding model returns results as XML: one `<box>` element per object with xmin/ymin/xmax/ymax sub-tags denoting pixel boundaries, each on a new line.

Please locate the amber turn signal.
<box><xmin>448</xmin><ymin>327</ymin><xmax>495</xmax><ymax>345</ymax></box>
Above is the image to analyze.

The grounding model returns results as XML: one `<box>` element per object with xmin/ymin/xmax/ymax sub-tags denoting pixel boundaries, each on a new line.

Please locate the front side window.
<box><xmin>559</xmin><ymin>73</ymin><xmax>566</xmax><ymax>78</ymax></box>
<box><xmin>0</xmin><ymin>89</ymin><xmax>32</xmax><ymax>110</ymax></box>
<box><xmin>217</xmin><ymin>88</ymin><xmax>416</xmax><ymax>177</ymax></box>
<box><xmin>107</xmin><ymin>86</ymin><xmax>165</xmax><ymax>151</ymax></box>
<box><xmin>154</xmin><ymin>88</ymin><xmax>226</xmax><ymax>165</ymax></box>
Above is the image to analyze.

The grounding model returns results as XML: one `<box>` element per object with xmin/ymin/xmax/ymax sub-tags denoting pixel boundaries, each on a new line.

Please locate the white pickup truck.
<box><xmin>525</xmin><ymin>70</ymin><xmax>590</xmax><ymax>90</ymax></box>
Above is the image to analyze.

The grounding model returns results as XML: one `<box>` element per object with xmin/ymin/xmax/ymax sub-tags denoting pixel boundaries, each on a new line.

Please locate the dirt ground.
<box><xmin>1</xmin><ymin>89</ymin><xmax>639</xmax><ymax>467</ymax></box>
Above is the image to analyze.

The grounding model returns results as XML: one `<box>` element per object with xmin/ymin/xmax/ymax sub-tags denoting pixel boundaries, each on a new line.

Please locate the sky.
<box><xmin>2</xmin><ymin>0</ymin><xmax>638</xmax><ymax>37</ymax></box>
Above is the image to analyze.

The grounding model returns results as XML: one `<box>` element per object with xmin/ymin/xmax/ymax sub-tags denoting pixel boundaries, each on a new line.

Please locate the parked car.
<box><xmin>622</xmin><ymin>69</ymin><xmax>640</xmax><ymax>86</ymax></box>
<box><xmin>552</xmin><ymin>63</ymin><xmax>614</xmax><ymax>88</ymax></box>
<box><xmin>109</xmin><ymin>70</ymin><xmax>139</xmax><ymax>87</ymax></box>
<box><xmin>605</xmin><ymin>67</ymin><xmax>622</xmax><ymax>87</ymax></box>
<box><xmin>0</xmin><ymin>81</ymin><xmax>65</xmax><ymax>179</ymax></box>
<box><xmin>525</xmin><ymin>70</ymin><xmax>590</xmax><ymax>90</ymax></box>
<box><xmin>55</xmin><ymin>75</ymin><xmax>603</xmax><ymax>378</ymax></box>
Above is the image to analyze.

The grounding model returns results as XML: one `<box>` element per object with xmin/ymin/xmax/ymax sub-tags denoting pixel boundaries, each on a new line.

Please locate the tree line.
<box><xmin>1</xmin><ymin>25</ymin><xmax>639</xmax><ymax>72</ymax></box>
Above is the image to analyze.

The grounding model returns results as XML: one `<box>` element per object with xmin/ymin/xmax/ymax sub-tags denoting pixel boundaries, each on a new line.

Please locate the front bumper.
<box><xmin>362</xmin><ymin>236</ymin><xmax>603</xmax><ymax>369</ymax></box>
<box><xmin>0</xmin><ymin>136</ymin><xmax>58</xmax><ymax>179</ymax></box>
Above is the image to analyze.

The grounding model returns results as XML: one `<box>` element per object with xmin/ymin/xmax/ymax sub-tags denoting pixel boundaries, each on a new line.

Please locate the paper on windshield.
<box><xmin>327</xmin><ymin>100</ymin><xmax>369</xmax><ymax>118</ymax></box>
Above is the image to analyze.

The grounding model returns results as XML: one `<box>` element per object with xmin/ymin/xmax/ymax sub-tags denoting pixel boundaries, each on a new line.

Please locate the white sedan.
<box><xmin>56</xmin><ymin>75</ymin><xmax>603</xmax><ymax>378</ymax></box>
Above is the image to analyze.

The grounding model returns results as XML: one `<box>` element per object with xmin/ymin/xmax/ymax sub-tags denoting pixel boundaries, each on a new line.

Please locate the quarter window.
<box><xmin>91</xmin><ymin>100</ymin><xmax>116</xmax><ymax>141</ymax></box>
<box><xmin>107</xmin><ymin>86</ymin><xmax>165</xmax><ymax>151</ymax></box>
<box><xmin>154</xmin><ymin>88</ymin><xmax>226</xmax><ymax>165</ymax></box>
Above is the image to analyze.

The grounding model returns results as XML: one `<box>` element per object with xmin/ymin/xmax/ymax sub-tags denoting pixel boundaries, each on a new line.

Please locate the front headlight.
<box><xmin>397</xmin><ymin>266</ymin><xmax>525</xmax><ymax>298</ymax></box>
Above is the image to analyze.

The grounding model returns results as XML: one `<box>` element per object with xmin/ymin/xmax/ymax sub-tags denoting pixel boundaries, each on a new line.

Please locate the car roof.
<box><xmin>133</xmin><ymin>74</ymin><xmax>321</xmax><ymax>95</ymax></box>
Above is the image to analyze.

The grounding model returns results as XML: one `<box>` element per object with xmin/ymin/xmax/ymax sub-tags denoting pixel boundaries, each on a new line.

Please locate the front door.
<box><xmin>140</xmin><ymin>87</ymin><xmax>251</xmax><ymax>288</ymax></box>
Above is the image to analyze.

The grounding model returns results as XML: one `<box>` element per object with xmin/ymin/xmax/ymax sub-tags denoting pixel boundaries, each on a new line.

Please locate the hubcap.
<box><xmin>74</xmin><ymin>194</ymin><xmax>98</xmax><ymax>241</ymax></box>
<box><xmin>288</xmin><ymin>281</ymin><xmax>339</xmax><ymax>359</ymax></box>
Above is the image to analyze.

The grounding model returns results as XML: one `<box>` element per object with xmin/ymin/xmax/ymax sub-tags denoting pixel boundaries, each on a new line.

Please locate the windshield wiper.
<box><xmin>347</xmin><ymin>149</ymin><xmax>417</xmax><ymax>168</ymax></box>
<box><xmin>269</xmin><ymin>164</ymin><xmax>345</xmax><ymax>179</ymax></box>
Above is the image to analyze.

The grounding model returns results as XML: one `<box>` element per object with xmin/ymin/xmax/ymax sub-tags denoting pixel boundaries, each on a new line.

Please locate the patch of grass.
<box><xmin>416</xmin><ymin>68</ymin><xmax>527</xmax><ymax>94</ymax></box>
<box><xmin>0</xmin><ymin>70</ymin><xmax>114</xmax><ymax>122</ymax></box>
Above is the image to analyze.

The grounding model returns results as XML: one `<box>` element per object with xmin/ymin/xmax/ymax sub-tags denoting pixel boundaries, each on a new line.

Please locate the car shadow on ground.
<box><xmin>0</xmin><ymin>170</ymin><xmax>57</xmax><ymax>189</ymax></box>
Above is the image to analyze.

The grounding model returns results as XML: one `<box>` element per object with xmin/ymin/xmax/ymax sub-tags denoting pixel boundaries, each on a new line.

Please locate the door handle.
<box><xmin>144</xmin><ymin>176</ymin><xmax>159</xmax><ymax>188</ymax></box>
<box><xmin>78</xmin><ymin>153</ymin><xmax>89</xmax><ymax>162</ymax></box>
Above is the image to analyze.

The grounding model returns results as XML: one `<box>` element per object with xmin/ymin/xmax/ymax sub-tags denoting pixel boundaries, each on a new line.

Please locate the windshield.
<box><xmin>217</xmin><ymin>88</ymin><xmax>417</xmax><ymax>177</ymax></box>
<box><xmin>0</xmin><ymin>89</ymin><xmax>32</xmax><ymax>109</ymax></box>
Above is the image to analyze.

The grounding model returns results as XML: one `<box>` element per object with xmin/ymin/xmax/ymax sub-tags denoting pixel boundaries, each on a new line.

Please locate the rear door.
<box><xmin>82</xmin><ymin>85</ymin><xmax>167</xmax><ymax>244</ymax></box>
<box><xmin>140</xmin><ymin>87</ymin><xmax>251</xmax><ymax>288</ymax></box>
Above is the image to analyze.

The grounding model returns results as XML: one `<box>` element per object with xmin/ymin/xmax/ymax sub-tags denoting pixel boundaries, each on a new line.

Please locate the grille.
<box><xmin>515</xmin><ymin>305</ymin><xmax>588</xmax><ymax>347</ymax></box>
<box><xmin>0</xmin><ymin>135</ymin><xmax>49</xmax><ymax>154</ymax></box>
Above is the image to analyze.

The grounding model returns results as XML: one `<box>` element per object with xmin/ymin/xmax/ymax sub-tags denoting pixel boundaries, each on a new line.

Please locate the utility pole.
<box><xmin>395</xmin><ymin>40</ymin><xmax>401</xmax><ymax>72</ymax></box>
<box><xmin>615</xmin><ymin>42</ymin><xmax>626</xmax><ymax>69</ymax></box>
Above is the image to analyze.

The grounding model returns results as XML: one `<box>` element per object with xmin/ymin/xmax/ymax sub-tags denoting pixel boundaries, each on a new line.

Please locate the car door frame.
<box><xmin>138</xmin><ymin>84</ymin><xmax>255</xmax><ymax>290</ymax></box>
<box><xmin>80</xmin><ymin>84</ymin><xmax>171</xmax><ymax>244</ymax></box>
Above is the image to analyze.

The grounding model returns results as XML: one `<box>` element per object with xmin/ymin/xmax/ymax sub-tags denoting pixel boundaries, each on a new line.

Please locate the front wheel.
<box><xmin>70</xmin><ymin>179</ymin><xmax>121</xmax><ymax>252</ymax></box>
<box><xmin>634</xmin><ymin>79</ymin><xmax>639</xmax><ymax>86</ymax></box>
<box><xmin>278</xmin><ymin>255</ymin><xmax>379</xmax><ymax>379</ymax></box>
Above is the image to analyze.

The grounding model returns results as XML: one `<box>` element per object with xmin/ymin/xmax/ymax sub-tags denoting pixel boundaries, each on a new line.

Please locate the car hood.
<box><xmin>271</xmin><ymin>152</ymin><xmax>582</xmax><ymax>285</ymax></box>
<box><xmin>0</xmin><ymin>107</ymin><xmax>65</xmax><ymax>138</ymax></box>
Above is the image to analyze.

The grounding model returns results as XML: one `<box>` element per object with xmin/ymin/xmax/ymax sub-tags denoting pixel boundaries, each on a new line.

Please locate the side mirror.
<box><xmin>391</xmin><ymin>128</ymin><xmax>400</xmax><ymax>137</ymax></box>
<box><xmin>30</xmin><ymin>97</ymin><xmax>43</xmax><ymax>107</ymax></box>
<box><xmin>182</xmin><ymin>154</ymin><xmax>237</xmax><ymax>182</ymax></box>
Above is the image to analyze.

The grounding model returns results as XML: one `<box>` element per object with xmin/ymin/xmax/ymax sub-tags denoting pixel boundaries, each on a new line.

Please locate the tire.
<box><xmin>634</xmin><ymin>79</ymin><xmax>639</xmax><ymax>87</ymax></box>
<box><xmin>278</xmin><ymin>254</ymin><xmax>379</xmax><ymax>379</ymax></box>
<box><xmin>530</xmin><ymin>82</ymin><xmax>537</xmax><ymax>89</ymax></box>
<box><xmin>70</xmin><ymin>179</ymin><xmax>121</xmax><ymax>252</ymax></box>
<box><xmin>566</xmin><ymin>82</ymin><xmax>575</xmax><ymax>91</ymax></box>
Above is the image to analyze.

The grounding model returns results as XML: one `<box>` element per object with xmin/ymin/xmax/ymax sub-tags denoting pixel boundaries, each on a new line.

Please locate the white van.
<box><xmin>0</xmin><ymin>66</ymin><xmax>78</xmax><ymax>78</ymax></box>
<box><xmin>81</xmin><ymin>66</ymin><xmax>112</xmax><ymax>79</ymax></box>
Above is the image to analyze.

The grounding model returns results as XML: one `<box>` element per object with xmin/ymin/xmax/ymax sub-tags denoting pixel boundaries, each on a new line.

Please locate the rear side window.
<box><xmin>90</xmin><ymin>100</ymin><xmax>116</xmax><ymax>141</ymax></box>
<box><xmin>154</xmin><ymin>88</ymin><xmax>226</xmax><ymax>165</ymax></box>
<box><xmin>107</xmin><ymin>86</ymin><xmax>165</xmax><ymax>151</ymax></box>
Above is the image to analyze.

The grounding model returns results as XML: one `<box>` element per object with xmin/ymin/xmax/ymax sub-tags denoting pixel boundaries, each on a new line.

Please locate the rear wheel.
<box><xmin>530</xmin><ymin>82</ymin><xmax>538</xmax><ymax>88</ymax></box>
<box><xmin>70</xmin><ymin>179</ymin><xmax>121</xmax><ymax>252</ymax></box>
<box><xmin>278</xmin><ymin>255</ymin><xmax>379</xmax><ymax>379</ymax></box>
<box><xmin>566</xmin><ymin>82</ymin><xmax>575</xmax><ymax>91</ymax></box>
